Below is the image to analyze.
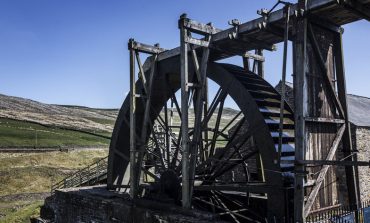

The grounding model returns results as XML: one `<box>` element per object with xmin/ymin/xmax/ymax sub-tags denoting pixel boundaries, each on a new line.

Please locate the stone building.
<box><xmin>275</xmin><ymin>81</ymin><xmax>370</xmax><ymax>201</ymax></box>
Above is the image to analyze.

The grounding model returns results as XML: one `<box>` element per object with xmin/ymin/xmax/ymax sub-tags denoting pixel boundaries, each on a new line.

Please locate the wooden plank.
<box><xmin>180</xmin><ymin>13</ymin><xmax>191</xmax><ymax>209</ymax></box>
<box><xmin>181</xmin><ymin>17</ymin><xmax>221</xmax><ymax>35</ymax></box>
<box><xmin>340</xmin><ymin>0</ymin><xmax>370</xmax><ymax>21</ymax></box>
<box><xmin>243</xmin><ymin>52</ymin><xmax>265</xmax><ymax>62</ymax></box>
<box><xmin>293</xmin><ymin>3</ymin><xmax>308</xmax><ymax>220</ymax></box>
<box><xmin>128</xmin><ymin>39</ymin><xmax>137</xmax><ymax>198</ymax></box>
<box><xmin>303</xmin><ymin>124</ymin><xmax>346</xmax><ymax>217</ymax></box>
<box><xmin>237</xmin><ymin>34</ymin><xmax>277</xmax><ymax>51</ymax></box>
<box><xmin>135</xmin><ymin>51</ymin><xmax>148</xmax><ymax>94</ymax></box>
<box><xmin>185</xmin><ymin>36</ymin><xmax>209</xmax><ymax>47</ymax></box>
<box><xmin>190</xmin><ymin>46</ymin><xmax>201</xmax><ymax>83</ymax></box>
<box><xmin>278</xmin><ymin>5</ymin><xmax>291</xmax><ymax>163</ymax></box>
<box><xmin>189</xmin><ymin>34</ymin><xmax>210</xmax><ymax>198</ymax></box>
<box><xmin>281</xmin><ymin>160</ymin><xmax>370</xmax><ymax>166</ymax></box>
<box><xmin>132</xmin><ymin>55</ymin><xmax>158</xmax><ymax>195</ymax></box>
<box><xmin>305</xmin><ymin>117</ymin><xmax>345</xmax><ymax>124</ymax></box>
<box><xmin>130</xmin><ymin>41</ymin><xmax>166</xmax><ymax>54</ymax></box>
<box><xmin>194</xmin><ymin>183</ymin><xmax>278</xmax><ymax>194</ymax></box>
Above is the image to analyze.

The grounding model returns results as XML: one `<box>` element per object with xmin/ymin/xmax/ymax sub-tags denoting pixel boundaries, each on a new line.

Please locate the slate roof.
<box><xmin>347</xmin><ymin>94</ymin><xmax>370</xmax><ymax>127</ymax></box>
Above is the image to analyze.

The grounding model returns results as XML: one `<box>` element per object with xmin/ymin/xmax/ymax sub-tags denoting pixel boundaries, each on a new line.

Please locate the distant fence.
<box><xmin>0</xmin><ymin>145</ymin><xmax>107</xmax><ymax>153</ymax></box>
<box><xmin>306</xmin><ymin>200</ymin><xmax>370</xmax><ymax>223</ymax></box>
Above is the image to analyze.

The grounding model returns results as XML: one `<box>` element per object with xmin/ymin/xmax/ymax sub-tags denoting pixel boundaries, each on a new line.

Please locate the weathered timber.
<box><xmin>149</xmin><ymin>0</ymin><xmax>369</xmax><ymax>65</ymax></box>
<box><xmin>304</xmin><ymin>124</ymin><xmax>346</xmax><ymax>217</ymax></box>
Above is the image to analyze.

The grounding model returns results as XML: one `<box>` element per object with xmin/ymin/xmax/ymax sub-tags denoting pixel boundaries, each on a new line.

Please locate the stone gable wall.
<box><xmin>355</xmin><ymin>127</ymin><xmax>370</xmax><ymax>201</ymax></box>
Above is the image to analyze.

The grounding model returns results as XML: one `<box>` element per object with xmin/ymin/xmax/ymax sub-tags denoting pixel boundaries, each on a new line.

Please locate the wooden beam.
<box><xmin>185</xmin><ymin>36</ymin><xmax>210</xmax><ymax>47</ymax></box>
<box><xmin>180</xmin><ymin>17</ymin><xmax>220</xmax><ymax>35</ymax></box>
<box><xmin>293</xmin><ymin>4</ymin><xmax>308</xmax><ymax>220</ymax></box>
<box><xmin>281</xmin><ymin>159</ymin><xmax>370</xmax><ymax>166</ymax></box>
<box><xmin>243</xmin><ymin>52</ymin><xmax>265</xmax><ymax>62</ymax></box>
<box><xmin>303</xmin><ymin>124</ymin><xmax>346</xmax><ymax>217</ymax></box>
<box><xmin>305</xmin><ymin>117</ymin><xmax>345</xmax><ymax>124</ymax></box>
<box><xmin>129</xmin><ymin>40</ymin><xmax>166</xmax><ymax>55</ymax></box>
<box><xmin>194</xmin><ymin>183</ymin><xmax>279</xmax><ymax>194</ymax></box>
<box><xmin>237</xmin><ymin>34</ymin><xmax>277</xmax><ymax>51</ymax></box>
<box><xmin>128</xmin><ymin>39</ymin><xmax>137</xmax><ymax>198</ymax></box>
<box><xmin>180</xmin><ymin>13</ymin><xmax>191</xmax><ymax>209</ymax></box>
<box><xmin>340</xmin><ymin>0</ymin><xmax>370</xmax><ymax>21</ymax></box>
<box><xmin>135</xmin><ymin>51</ymin><xmax>148</xmax><ymax>94</ymax></box>
<box><xmin>334</xmin><ymin>30</ymin><xmax>361</xmax><ymax>208</ymax></box>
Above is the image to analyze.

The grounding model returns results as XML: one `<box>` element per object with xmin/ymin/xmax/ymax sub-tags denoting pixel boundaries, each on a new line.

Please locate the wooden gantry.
<box><xmin>107</xmin><ymin>0</ymin><xmax>370</xmax><ymax>222</ymax></box>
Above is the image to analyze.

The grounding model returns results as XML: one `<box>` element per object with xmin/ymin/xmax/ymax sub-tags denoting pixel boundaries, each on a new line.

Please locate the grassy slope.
<box><xmin>0</xmin><ymin>201</ymin><xmax>42</xmax><ymax>223</ymax></box>
<box><xmin>0</xmin><ymin>150</ymin><xmax>108</xmax><ymax>222</ymax></box>
<box><xmin>0</xmin><ymin>118</ymin><xmax>110</xmax><ymax>148</ymax></box>
<box><xmin>0</xmin><ymin>150</ymin><xmax>108</xmax><ymax>195</ymax></box>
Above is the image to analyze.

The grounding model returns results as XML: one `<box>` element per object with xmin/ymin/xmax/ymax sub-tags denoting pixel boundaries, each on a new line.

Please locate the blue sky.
<box><xmin>0</xmin><ymin>0</ymin><xmax>369</xmax><ymax>108</ymax></box>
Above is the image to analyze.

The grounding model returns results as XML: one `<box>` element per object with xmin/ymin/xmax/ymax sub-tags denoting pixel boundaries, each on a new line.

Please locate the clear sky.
<box><xmin>1</xmin><ymin>0</ymin><xmax>369</xmax><ymax>108</ymax></box>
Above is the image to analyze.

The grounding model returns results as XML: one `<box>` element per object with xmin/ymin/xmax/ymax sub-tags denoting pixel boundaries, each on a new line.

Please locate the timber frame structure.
<box><xmin>107</xmin><ymin>0</ymin><xmax>370</xmax><ymax>222</ymax></box>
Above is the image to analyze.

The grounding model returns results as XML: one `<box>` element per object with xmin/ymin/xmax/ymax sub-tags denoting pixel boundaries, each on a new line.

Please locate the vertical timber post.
<box><xmin>334</xmin><ymin>30</ymin><xmax>361</xmax><ymax>210</ymax></box>
<box><xmin>257</xmin><ymin>49</ymin><xmax>264</xmax><ymax>78</ymax></box>
<box><xmin>278</xmin><ymin>4</ymin><xmax>291</xmax><ymax>163</ymax></box>
<box><xmin>128</xmin><ymin>38</ymin><xmax>138</xmax><ymax>199</ymax></box>
<box><xmin>293</xmin><ymin>1</ymin><xmax>308</xmax><ymax>222</ymax></box>
<box><xmin>243</xmin><ymin>56</ymin><xmax>250</xmax><ymax>72</ymax></box>
<box><xmin>179</xmin><ymin>13</ymin><xmax>191</xmax><ymax>209</ymax></box>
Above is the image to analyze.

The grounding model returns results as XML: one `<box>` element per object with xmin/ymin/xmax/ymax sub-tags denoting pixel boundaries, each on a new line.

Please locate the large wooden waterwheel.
<box><xmin>107</xmin><ymin>54</ymin><xmax>295</xmax><ymax>222</ymax></box>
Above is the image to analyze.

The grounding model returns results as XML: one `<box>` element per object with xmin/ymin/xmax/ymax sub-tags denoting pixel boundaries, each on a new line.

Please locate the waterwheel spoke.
<box><xmin>214</xmin><ymin>191</ymin><xmax>264</xmax><ymax>221</ymax></box>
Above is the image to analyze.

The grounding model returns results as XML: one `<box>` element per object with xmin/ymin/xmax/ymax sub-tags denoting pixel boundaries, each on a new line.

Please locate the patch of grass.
<box><xmin>0</xmin><ymin>118</ymin><xmax>110</xmax><ymax>148</ymax></box>
<box><xmin>0</xmin><ymin>166</ymin><xmax>67</xmax><ymax>195</ymax></box>
<box><xmin>0</xmin><ymin>150</ymin><xmax>108</xmax><ymax>196</ymax></box>
<box><xmin>0</xmin><ymin>150</ymin><xmax>108</xmax><ymax>172</ymax></box>
<box><xmin>86</xmin><ymin>117</ymin><xmax>116</xmax><ymax>125</ymax></box>
<box><xmin>0</xmin><ymin>200</ymin><xmax>42</xmax><ymax>223</ymax></box>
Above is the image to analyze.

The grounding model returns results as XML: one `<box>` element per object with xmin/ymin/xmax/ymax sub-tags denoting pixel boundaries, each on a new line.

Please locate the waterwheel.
<box><xmin>107</xmin><ymin>55</ymin><xmax>295</xmax><ymax>222</ymax></box>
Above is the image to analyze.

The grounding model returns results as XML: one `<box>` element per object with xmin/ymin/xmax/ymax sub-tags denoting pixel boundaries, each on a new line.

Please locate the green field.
<box><xmin>0</xmin><ymin>118</ymin><xmax>110</xmax><ymax>148</ymax></box>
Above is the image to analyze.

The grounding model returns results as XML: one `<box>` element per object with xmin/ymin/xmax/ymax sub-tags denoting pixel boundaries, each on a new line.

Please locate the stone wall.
<box><xmin>354</xmin><ymin>127</ymin><xmax>370</xmax><ymax>201</ymax></box>
<box><xmin>40</xmin><ymin>186</ymin><xmax>225</xmax><ymax>223</ymax></box>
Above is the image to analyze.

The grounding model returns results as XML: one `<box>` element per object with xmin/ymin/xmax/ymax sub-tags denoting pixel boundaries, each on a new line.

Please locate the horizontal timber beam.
<box><xmin>243</xmin><ymin>52</ymin><xmax>265</xmax><ymax>62</ymax></box>
<box><xmin>281</xmin><ymin>159</ymin><xmax>370</xmax><ymax>166</ymax></box>
<box><xmin>305</xmin><ymin>117</ymin><xmax>345</xmax><ymax>124</ymax></box>
<box><xmin>194</xmin><ymin>183</ymin><xmax>285</xmax><ymax>194</ymax></box>
<box><xmin>128</xmin><ymin>39</ymin><xmax>166</xmax><ymax>55</ymax></box>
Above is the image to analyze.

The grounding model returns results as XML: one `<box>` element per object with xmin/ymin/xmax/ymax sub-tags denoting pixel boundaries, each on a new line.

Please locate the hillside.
<box><xmin>0</xmin><ymin>93</ymin><xmax>241</xmax><ymax>148</ymax></box>
<box><xmin>0</xmin><ymin>94</ymin><xmax>117</xmax><ymax>133</ymax></box>
<box><xmin>0</xmin><ymin>94</ymin><xmax>118</xmax><ymax>148</ymax></box>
